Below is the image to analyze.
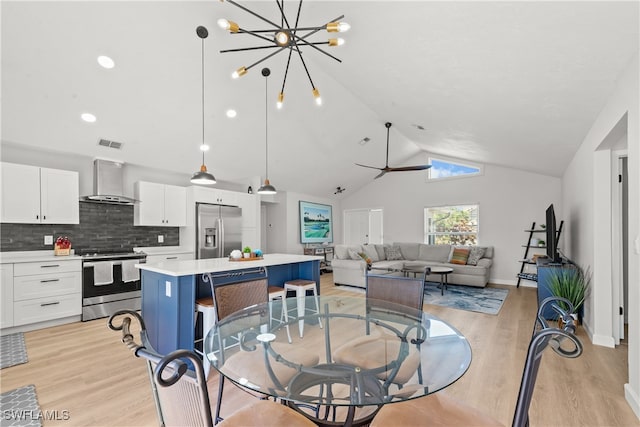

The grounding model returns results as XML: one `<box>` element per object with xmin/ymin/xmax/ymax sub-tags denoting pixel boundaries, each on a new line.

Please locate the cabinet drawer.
<box><xmin>14</xmin><ymin>272</ymin><xmax>81</xmax><ymax>301</ymax></box>
<box><xmin>14</xmin><ymin>260</ymin><xmax>81</xmax><ymax>276</ymax></box>
<box><xmin>146</xmin><ymin>253</ymin><xmax>193</xmax><ymax>264</ymax></box>
<box><xmin>14</xmin><ymin>293</ymin><xmax>81</xmax><ymax>326</ymax></box>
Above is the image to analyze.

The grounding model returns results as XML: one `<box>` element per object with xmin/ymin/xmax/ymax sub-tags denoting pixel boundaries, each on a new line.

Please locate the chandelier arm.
<box><xmin>221</xmin><ymin>45</ymin><xmax>285</xmax><ymax>54</ymax></box>
<box><xmin>291</xmin><ymin>38</ymin><xmax>342</xmax><ymax>63</ymax></box>
<box><xmin>244</xmin><ymin>46</ymin><xmax>289</xmax><ymax>72</ymax></box>
<box><xmin>226</xmin><ymin>0</ymin><xmax>282</xmax><ymax>30</ymax></box>
<box><xmin>234</xmin><ymin>29</ymin><xmax>278</xmax><ymax>44</ymax></box>
<box><xmin>293</xmin><ymin>43</ymin><xmax>316</xmax><ymax>90</ymax></box>
<box><xmin>280</xmin><ymin>49</ymin><xmax>294</xmax><ymax>96</ymax></box>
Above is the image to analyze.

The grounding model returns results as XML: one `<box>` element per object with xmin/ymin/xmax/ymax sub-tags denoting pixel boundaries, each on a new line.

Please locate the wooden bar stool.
<box><xmin>284</xmin><ymin>279</ymin><xmax>322</xmax><ymax>338</ymax></box>
<box><xmin>268</xmin><ymin>286</ymin><xmax>292</xmax><ymax>343</ymax></box>
<box><xmin>194</xmin><ymin>297</ymin><xmax>215</xmax><ymax>378</ymax></box>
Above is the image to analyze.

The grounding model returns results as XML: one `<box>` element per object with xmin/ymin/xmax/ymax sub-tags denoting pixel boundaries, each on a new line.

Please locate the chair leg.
<box><xmin>281</xmin><ymin>297</ymin><xmax>292</xmax><ymax>343</ymax></box>
<box><xmin>311</xmin><ymin>286</ymin><xmax>323</xmax><ymax>329</ymax></box>
<box><xmin>215</xmin><ymin>375</ymin><xmax>225</xmax><ymax>423</ymax></box>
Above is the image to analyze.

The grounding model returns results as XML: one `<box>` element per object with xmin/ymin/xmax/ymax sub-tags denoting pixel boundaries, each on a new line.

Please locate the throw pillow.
<box><xmin>362</xmin><ymin>244</ymin><xmax>380</xmax><ymax>262</ymax></box>
<box><xmin>450</xmin><ymin>247</ymin><xmax>471</xmax><ymax>265</ymax></box>
<box><xmin>467</xmin><ymin>247</ymin><xmax>486</xmax><ymax>265</ymax></box>
<box><xmin>348</xmin><ymin>249</ymin><xmax>363</xmax><ymax>260</ymax></box>
<box><xmin>384</xmin><ymin>246</ymin><xmax>403</xmax><ymax>261</ymax></box>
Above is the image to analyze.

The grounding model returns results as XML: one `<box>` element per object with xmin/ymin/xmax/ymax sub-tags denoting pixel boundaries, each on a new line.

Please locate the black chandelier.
<box><xmin>217</xmin><ymin>0</ymin><xmax>350</xmax><ymax>107</ymax></box>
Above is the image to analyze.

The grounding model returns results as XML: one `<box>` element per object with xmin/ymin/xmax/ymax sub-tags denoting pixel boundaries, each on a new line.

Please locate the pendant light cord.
<box><xmin>265</xmin><ymin>72</ymin><xmax>269</xmax><ymax>180</ymax></box>
<box><xmin>201</xmin><ymin>36</ymin><xmax>206</xmax><ymax>165</ymax></box>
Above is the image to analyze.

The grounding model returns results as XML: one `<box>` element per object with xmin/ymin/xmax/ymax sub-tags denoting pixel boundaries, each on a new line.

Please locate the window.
<box><xmin>428</xmin><ymin>157</ymin><xmax>482</xmax><ymax>181</ymax></box>
<box><xmin>424</xmin><ymin>204</ymin><xmax>479</xmax><ymax>245</ymax></box>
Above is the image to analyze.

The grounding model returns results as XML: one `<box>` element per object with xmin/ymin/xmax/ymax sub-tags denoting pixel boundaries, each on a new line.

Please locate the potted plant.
<box><xmin>243</xmin><ymin>246</ymin><xmax>252</xmax><ymax>258</ymax></box>
<box><xmin>548</xmin><ymin>265</ymin><xmax>591</xmax><ymax>324</ymax></box>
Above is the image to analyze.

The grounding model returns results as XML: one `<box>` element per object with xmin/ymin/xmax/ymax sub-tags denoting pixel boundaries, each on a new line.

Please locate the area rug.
<box><xmin>336</xmin><ymin>284</ymin><xmax>508</xmax><ymax>315</ymax></box>
<box><xmin>424</xmin><ymin>283</ymin><xmax>508</xmax><ymax>315</ymax></box>
<box><xmin>0</xmin><ymin>333</ymin><xmax>28</xmax><ymax>369</ymax></box>
<box><xmin>0</xmin><ymin>385</ymin><xmax>42</xmax><ymax>427</ymax></box>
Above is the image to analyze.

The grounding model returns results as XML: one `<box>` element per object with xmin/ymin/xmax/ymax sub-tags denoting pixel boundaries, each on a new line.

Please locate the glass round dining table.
<box><xmin>204</xmin><ymin>295</ymin><xmax>471</xmax><ymax>427</ymax></box>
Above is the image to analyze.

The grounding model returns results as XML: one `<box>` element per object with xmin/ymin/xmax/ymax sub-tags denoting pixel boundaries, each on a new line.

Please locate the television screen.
<box><xmin>299</xmin><ymin>201</ymin><xmax>333</xmax><ymax>244</ymax></box>
<box><xmin>545</xmin><ymin>204</ymin><xmax>560</xmax><ymax>263</ymax></box>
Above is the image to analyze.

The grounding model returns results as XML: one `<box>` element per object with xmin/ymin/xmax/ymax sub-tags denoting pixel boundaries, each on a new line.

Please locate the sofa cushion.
<box><xmin>371</xmin><ymin>260</ymin><xmax>405</xmax><ymax>270</ymax></box>
<box><xmin>394</xmin><ymin>243</ymin><xmax>420</xmax><ymax>261</ymax></box>
<box><xmin>484</xmin><ymin>246</ymin><xmax>494</xmax><ymax>259</ymax></box>
<box><xmin>335</xmin><ymin>245</ymin><xmax>362</xmax><ymax>260</ymax></box>
<box><xmin>362</xmin><ymin>245</ymin><xmax>380</xmax><ymax>262</ymax></box>
<box><xmin>467</xmin><ymin>247</ymin><xmax>486</xmax><ymax>265</ymax></box>
<box><xmin>450</xmin><ymin>247</ymin><xmax>470</xmax><ymax>265</ymax></box>
<box><xmin>442</xmin><ymin>263</ymin><xmax>488</xmax><ymax>276</ymax></box>
<box><xmin>374</xmin><ymin>244</ymin><xmax>387</xmax><ymax>261</ymax></box>
<box><xmin>348</xmin><ymin>249</ymin><xmax>365</xmax><ymax>260</ymax></box>
<box><xmin>419</xmin><ymin>244</ymin><xmax>452</xmax><ymax>263</ymax></box>
<box><xmin>384</xmin><ymin>246</ymin><xmax>403</xmax><ymax>261</ymax></box>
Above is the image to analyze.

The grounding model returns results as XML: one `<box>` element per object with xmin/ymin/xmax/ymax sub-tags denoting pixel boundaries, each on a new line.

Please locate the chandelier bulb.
<box><xmin>232</xmin><ymin>66</ymin><xmax>248</xmax><ymax>79</ymax></box>
<box><xmin>327</xmin><ymin>21</ymin><xmax>351</xmax><ymax>33</ymax></box>
<box><xmin>338</xmin><ymin>22</ymin><xmax>351</xmax><ymax>32</ymax></box>
<box><xmin>312</xmin><ymin>88</ymin><xmax>322</xmax><ymax>106</ymax></box>
<box><xmin>277</xmin><ymin>92</ymin><xmax>284</xmax><ymax>109</ymax></box>
<box><xmin>218</xmin><ymin>19</ymin><xmax>239</xmax><ymax>33</ymax></box>
<box><xmin>328</xmin><ymin>38</ymin><xmax>345</xmax><ymax>47</ymax></box>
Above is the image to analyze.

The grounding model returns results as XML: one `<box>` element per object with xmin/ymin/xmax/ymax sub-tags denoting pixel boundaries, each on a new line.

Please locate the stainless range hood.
<box><xmin>81</xmin><ymin>159</ymin><xmax>136</xmax><ymax>205</ymax></box>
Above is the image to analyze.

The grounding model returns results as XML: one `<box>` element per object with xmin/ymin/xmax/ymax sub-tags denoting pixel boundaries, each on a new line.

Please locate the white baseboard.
<box><xmin>591</xmin><ymin>333</ymin><xmax>616</xmax><ymax>348</ymax></box>
<box><xmin>624</xmin><ymin>383</ymin><xmax>640</xmax><ymax>421</ymax></box>
<box><xmin>0</xmin><ymin>315</ymin><xmax>81</xmax><ymax>336</ymax></box>
<box><xmin>490</xmin><ymin>278</ymin><xmax>537</xmax><ymax>288</ymax></box>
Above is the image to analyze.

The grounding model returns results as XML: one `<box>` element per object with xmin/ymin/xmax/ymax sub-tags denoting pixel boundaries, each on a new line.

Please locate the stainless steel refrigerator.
<box><xmin>196</xmin><ymin>202</ymin><xmax>243</xmax><ymax>259</ymax></box>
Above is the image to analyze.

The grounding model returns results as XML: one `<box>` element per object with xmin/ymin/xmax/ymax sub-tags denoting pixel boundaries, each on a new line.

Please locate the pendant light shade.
<box><xmin>191</xmin><ymin>26</ymin><xmax>216</xmax><ymax>185</ymax></box>
<box><xmin>257</xmin><ymin>67</ymin><xmax>277</xmax><ymax>195</ymax></box>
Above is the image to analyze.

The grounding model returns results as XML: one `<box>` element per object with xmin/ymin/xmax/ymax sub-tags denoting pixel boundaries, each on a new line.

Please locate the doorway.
<box><xmin>343</xmin><ymin>209</ymin><xmax>383</xmax><ymax>246</ymax></box>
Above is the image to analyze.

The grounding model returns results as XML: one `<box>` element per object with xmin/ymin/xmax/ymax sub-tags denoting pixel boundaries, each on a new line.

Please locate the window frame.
<box><xmin>427</xmin><ymin>155</ymin><xmax>484</xmax><ymax>182</ymax></box>
<box><xmin>423</xmin><ymin>204</ymin><xmax>480</xmax><ymax>245</ymax></box>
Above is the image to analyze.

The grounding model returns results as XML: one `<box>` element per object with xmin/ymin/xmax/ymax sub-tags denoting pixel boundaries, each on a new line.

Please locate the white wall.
<box><xmin>264</xmin><ymin>191</ymin><xmax>342</xmax><ymax>255</ymax></box>
<box><xmin>562</xmin><ymin>53</ymin><xmax>639</xmax><ymax>419</ymax></box>
<box><xmin>340</xmin><ymin>163</ymin><xmax>561</xmax><ymax>285</ymax></box>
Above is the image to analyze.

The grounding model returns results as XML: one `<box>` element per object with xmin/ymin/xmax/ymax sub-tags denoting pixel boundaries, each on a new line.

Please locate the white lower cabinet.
<box><xmin>0</xmin><ymin>264</ymin><xmax>14</xmax><ymax>328</ymax></box>
<box><xmin>9</xmin><ymin>259</ymin><xmax>82</xmax><ymax>328</ymax></box>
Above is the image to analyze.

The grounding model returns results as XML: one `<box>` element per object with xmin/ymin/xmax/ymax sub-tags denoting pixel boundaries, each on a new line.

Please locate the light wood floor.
<box><xmin>1</xmin><ymin>274</ymin><xmax>638</xmax><ymax>426</ymax></box>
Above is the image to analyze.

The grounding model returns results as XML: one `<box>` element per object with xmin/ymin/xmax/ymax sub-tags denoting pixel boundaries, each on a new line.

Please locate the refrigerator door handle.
<box><xmin>218</xmin><ymin>217</ymin><xmax>225</xmax><ymax>258</ymax></box>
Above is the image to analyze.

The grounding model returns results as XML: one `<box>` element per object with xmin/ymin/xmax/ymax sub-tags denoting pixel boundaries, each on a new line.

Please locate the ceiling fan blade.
<box><xmin>387</xmin><ymin>165</ymin><xmax>432</xmax><ymax>172</ymax></box>
<box><xmin>355</xmin><ymin>163</ymin><xmax>383</xmax><ymax>170</ymax></box>
<box><xmin>374</xmin><ymin>170</ymin><xmax>387</xmax><ymax>179</ymax></box>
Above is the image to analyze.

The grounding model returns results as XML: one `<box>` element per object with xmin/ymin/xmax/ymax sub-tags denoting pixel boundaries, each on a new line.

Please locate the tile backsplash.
<box><xmin>0</xmin><ymin>202</ymin><xmax>179</xmax><ymax>252</ymax></box>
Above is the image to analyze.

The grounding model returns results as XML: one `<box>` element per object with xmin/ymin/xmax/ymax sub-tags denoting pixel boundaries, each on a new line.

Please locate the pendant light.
<box><xmin>191</xmin><ymin>26</ymin><xmax>216</xmax><ymax>185</ymax></box>
<box><xmin>257</xmin><ymin>67</ymin><xmax>277</xmax><ymax>195</ymax></box>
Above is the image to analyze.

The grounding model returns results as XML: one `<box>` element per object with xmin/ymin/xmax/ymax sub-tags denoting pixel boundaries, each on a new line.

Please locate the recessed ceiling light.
<box><xmin>358</xmin><ymin>137</ymin><xmax>371</xmax><ymax>145</ymax></box>
<box><xmin>81</xmin><ymin>113</ymin><xmax>96</xmax><ymax>123</ymax></box>
<box><xmin>200</xmin><ymin>144</ymin><xmax>210</xmax><ymax>152</ymax></box>
<box><xmin>412</xmin><ymin>124</ymin><xmax>426</xmax><ymax>131</ymax></box>
<box><xmin>97</xmin><ymin>55</ymin><xmax>115</xmax><ymax>69</ymax></box>
<box><xmin>226</xmin><ymin>109</ymin><xmax>237</xmax><ymax>118</ymax></box>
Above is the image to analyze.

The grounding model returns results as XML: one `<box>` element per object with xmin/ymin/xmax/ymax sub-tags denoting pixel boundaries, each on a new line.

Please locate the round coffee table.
<box><xmin>429</xmin><ymin>266</ymin><xmax>453</xmax><ymax>295</ymax></box>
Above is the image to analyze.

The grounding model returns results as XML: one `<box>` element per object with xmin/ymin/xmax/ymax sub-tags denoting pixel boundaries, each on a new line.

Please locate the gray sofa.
<box><xmin>331</xmin><ymin>242</ymin><xmax>493</xmax><ymax>289</ymax></box>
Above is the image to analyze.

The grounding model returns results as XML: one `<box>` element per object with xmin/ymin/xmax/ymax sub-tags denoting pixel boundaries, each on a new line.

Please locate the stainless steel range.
<box><xmin>80</xmin><ymin>250</ymin><xmax>146</xmax><ymax>321</ymax></box>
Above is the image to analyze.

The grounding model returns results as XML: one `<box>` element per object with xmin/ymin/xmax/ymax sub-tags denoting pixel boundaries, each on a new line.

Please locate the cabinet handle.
<box><xmin>41</xmin><ymin>265</ymin><xmax>60</xmax><ymax>268</ymax></box>
<box><xmin>166</xmin><ymin>256</ymin><xmax>178</xmax><ymax>260</ymax></box>
<box><xmin>40</xmin><ymin>279</ymin><xmax>60</xmax><ymax>283</ymax></box>
<box><xmin>41</xmin><ymin>301</ymin><xmax>60</xmax><ymax>307</ymax></box>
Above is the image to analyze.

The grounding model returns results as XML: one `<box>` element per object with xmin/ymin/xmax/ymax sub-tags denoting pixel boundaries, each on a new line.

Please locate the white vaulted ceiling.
<box><xmin>1</xmin><ymin>1</ymin><xmax>638</xmax><ymax>197</ymax></box>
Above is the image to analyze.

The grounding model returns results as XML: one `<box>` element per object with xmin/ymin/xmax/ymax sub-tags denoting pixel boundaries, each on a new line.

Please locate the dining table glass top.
<box><xmin>204</xmin><ymin>295</ymin><xmax>471</xmax><ymax>408</ymax></box>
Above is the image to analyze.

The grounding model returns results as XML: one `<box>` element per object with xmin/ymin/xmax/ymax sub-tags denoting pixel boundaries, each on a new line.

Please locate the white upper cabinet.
<box><xmin>134</xmin><ymin>181</ymin><xmax>186</xmax><ymax>226</ymax></box>
<box><xmin>0</xmin><ymin>162</ymin><xmax>79</xmax><ymax>224</ymax></box>
<box><xmin>236</xmin><ymin>193</ymin><xmax>258</xmax><ymax>227</ymax></box>
<box><xmin>191</xmin><ymin>186</ymin><xmax>239</xmax><ymax>206</ymax></box>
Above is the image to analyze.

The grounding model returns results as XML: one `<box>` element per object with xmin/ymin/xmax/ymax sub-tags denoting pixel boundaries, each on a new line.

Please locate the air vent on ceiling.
<box><xmin>98</xmin><ymin>138</ymin><xmax>123</xmax><ymax>149</ymax></box>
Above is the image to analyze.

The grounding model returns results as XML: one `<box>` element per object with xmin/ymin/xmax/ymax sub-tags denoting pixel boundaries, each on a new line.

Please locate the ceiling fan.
<box><xmin>356</xmin><ymin>122</ymin><xmax>431</xmax><ymax>179</ymax></box>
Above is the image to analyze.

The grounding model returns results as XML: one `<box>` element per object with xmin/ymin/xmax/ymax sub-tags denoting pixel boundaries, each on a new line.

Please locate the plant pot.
<box><xmin>243</xmin><ymin>253</ymin><xmax>251</xmax><ymax>258</ymax></box>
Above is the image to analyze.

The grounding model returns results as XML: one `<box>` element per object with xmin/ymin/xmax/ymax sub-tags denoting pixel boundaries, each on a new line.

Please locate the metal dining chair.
<box><xmin>108</xmin><ymin>309</ymin><xmax>315</xmax><ymax>427</ymax></box>
<box><xmin>333</xmin><ymin>271</ymin><xmax>428</xmax><ymax>388</ymax></box>
<box><xmin>370</xmin><ymin>296</ymin><xmax>583</xmax><ymax>427</ymax></box>
<box><xmin>203</xmin><ymin>273</ymin><xmax>319</xmax><ymax>424</ymax></box>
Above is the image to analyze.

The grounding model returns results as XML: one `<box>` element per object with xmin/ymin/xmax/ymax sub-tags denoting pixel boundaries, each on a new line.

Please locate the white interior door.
<box><xmin>369</xmin><ymin>209</ymin><xmax>383</xmax><ymax>244</ymax></box>
<box><xmin>344</xmin><ymin>210</ymin><xmax>370</xmax><ymax>246</ymax></box>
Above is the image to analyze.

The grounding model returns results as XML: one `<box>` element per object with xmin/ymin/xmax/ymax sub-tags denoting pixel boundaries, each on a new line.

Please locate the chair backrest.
<box><xmin>365</xmin><ymin>273</ymin><xmax>426</xmax><ymax>314</ymax></box>
<box><xmin>512</xmin><ymin>297</ymin><xmax>583</xmax><ymax>427</ymax></box>
<box><xmin>206</xmin><ymin>275</ymin><xmax>269</xmax><ymax>322</ymax></box>
<box><xmin>108</xmin><ymin>310</ymin><xmax>214</xmax><ymax>427</ymax></box>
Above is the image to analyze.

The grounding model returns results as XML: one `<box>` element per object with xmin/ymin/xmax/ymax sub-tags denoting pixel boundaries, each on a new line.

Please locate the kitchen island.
<box><xmin>137</xmin><ymin>253</ymin><xmax>323</xmax><ymax>355</ymax></box>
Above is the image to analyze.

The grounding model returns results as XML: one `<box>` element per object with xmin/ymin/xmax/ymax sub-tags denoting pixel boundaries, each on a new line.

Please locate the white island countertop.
<box><xmin>137</xmin><ymin>253</ymin><xmax>324</xmax><ymax>277</ymax></box>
